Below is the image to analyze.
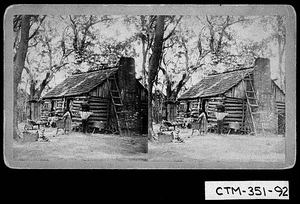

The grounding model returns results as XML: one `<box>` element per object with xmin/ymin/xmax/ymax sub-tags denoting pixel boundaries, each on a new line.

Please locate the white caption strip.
<box><xmin>205</xmin><ymin>181</ymin><xmax>289</xmax><ymax>200</ymax></box>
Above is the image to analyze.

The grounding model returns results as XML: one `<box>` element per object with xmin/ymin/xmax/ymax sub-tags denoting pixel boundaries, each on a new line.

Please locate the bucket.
<box><xmin>157</xmin><ymin>133</ymin><xmax>173</xmax><ymax>143</ymax></box>
<box><xmin>22</xmin><ymin>131</ymin><xmax>38</xmax><ymax>143</ymax></box>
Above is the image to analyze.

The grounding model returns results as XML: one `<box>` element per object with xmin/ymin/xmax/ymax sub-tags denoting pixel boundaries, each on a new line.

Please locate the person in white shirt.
<box><xmin>198</xmin><ymin>109</ymin><xmax>208</xmax><ymax>134</ymax></box>
<box><xmin>62</xmin><ymin>108</ymin><xmax>72</xmax><ymax>134</ymax></box>
<box><xmin>80</xmin><ymin>100</ymin><xmax>92</xmax><ymax>133</ymax></box>
<box><xmin>214</xmin><ymin>102</ymin><xmax>228</xmax><ymax>134</ymax></box>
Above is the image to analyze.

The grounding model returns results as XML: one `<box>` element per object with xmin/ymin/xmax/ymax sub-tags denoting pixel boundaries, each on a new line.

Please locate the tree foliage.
<box><xmin>156</xmin><ymin>15</ymin><xmax>286</xmax><ymax>104</ymax></box>
<box><xmin>123</xmin><ymin>15</ymin><xmax>157</xmax><ymax>86</ymax></box>
<box><xmin>13</xmin><ymin>14</ymin><xmax>286</xmax><ymax>139</ymax></box>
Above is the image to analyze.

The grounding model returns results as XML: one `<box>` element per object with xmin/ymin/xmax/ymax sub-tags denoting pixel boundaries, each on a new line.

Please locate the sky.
<box><xmin>107</xmin><ymin>16</ymin><xmax>282</xmax><ymax>82</ymax></box>
<box><xmin>186</xmin><ymin>16</ymin><xmax>282</xmax><ymax>88</ymax></box>
<box><xmin>19</xmin><ymin>15</ymin><xmax>285</xmax><ymax>97</ymax></box>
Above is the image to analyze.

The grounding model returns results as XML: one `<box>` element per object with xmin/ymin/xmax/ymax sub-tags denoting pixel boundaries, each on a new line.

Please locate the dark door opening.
<box><xmin>66</xmin><ymin>98</ymin><xmax>71</xmax><ymax>110</ymax></box>
<box><xmin>51</xmin><ymin>100</ymin><xmax>55</xmax><ymax>111</ymax></box>
<box><xmin>201</xmin><ymin>99</ymin><xmax>206</xmax><ymax>112</ymax></box>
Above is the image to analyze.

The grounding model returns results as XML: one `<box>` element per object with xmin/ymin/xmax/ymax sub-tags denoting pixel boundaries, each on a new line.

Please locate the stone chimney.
<box><xmin>253</xmin><ymin>58</ymin><xmax>277</xmax><ymax>134</ymax></box>
<box><xmin>117</xmin><ymin>57</ymin><xmax>140</xmax><ymax>132</ymax></box>
<box><xmin>118</xmin><ymin>57</ymin><xmax>136</xmax><ymax>95</ymax></box>
<box><xmin>253</xmin><ymin>58</ymin><xmax>272</xmax><ymax>96</ymax></box>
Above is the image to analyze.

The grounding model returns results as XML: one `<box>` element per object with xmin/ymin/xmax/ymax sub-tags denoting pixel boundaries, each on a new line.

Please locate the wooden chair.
<box><xmin>190</xmin><ymin>119</ymin><xmax>200</xmax><ymax>136</ymax></box>
<box><xmin>92</xmin><ymin>121</ymin><xmax>105</xmax><ymax>134</ymax></box>
<box><xmin>227</xmin><ymin>122</ymin><xmax>240</xmax><ymax>135</ymax></box>
<box><xmin>207</xmin><ymin>123</ymin><xmax>217</xmax><ymax>133</ymax></box>
<box><xmin>24</xmin><ymin>119</ymin><xmax>41</xmax><ymax>130</ymax></box>
<box><xmin>72</xmin><ymin>123</ymin><xmax>82</xmax><ymax>132</ymax></box>
<box><xmin>159</xmin><ymin>120</ymin><xmax>176</xmax><ymax>132</ymax></box>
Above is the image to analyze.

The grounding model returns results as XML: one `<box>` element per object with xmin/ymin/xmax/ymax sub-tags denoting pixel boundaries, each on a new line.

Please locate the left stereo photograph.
<box><xmin>4</xmin><ymin>6</ymin><xmax>149</xmax><ymax>168</ymax></box>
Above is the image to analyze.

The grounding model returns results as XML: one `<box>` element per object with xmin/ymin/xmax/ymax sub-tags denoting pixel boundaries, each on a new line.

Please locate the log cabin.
<box><xmin>41</xmin><ymin>57</ymin><xmax>148</xmax><ymax>135</ymax></box>
<box><xmin>178</xmin><ymin>58</ymin><xmax>285</xmax><ymax>135</ymax></box>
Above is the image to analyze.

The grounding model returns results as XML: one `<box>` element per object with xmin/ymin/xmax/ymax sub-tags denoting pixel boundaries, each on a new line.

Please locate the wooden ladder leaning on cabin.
<box><xmin>107</xmin><ymin>75</ymin><xmax>130</xmax><ymax>136</ymax></box>
<box><xmin>243</xmin><ymin>75</ymin><xmax>265</xmax><ymax>136</ymax></box>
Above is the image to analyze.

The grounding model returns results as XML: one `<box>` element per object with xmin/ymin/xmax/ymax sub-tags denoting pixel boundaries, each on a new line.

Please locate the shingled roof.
<box><xmin>179</xmin><ymin>68</ymin><xmax>254</xmax><ymax>100</ymax></box>
<box><xmin>43</xmin><ymin>68</ymin><xmax>118</xmax><ymax>99</ymax></box>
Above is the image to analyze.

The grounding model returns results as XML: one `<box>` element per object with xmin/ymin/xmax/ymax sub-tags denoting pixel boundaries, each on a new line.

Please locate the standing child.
<box><xmin>62</xmin><ymin>108</ymin><xmax>72</xmax><ymax>134</ymax></box>
<box><xmin>80</xmin><ymin>100</ymin><xmax>92</xmax><ymax>133</ymax></box>
<box><xmin>198</xmin><ymin>109</ymin><xmax>208</xmax><ymax>134</ymax></box>
<box><xmin>215</xmin><ymin>102</ymin><xmax>228</xmax><ymax>135</ymax></box>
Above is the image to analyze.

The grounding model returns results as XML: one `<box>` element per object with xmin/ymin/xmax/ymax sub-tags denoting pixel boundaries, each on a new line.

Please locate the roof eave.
<box><xmin>179</xmin><ymin>70</ymin><xmax>252</xmax><ymax>100</ymax></box>
<box><xmin>42</xmin><ymin>69</ymin><xmax>118</xmax><ymax>99</ymax></box>
<box><xmin>42</xmin><ymin>92</ymin><xmax>88</xmax><ymax>99</ymax></box>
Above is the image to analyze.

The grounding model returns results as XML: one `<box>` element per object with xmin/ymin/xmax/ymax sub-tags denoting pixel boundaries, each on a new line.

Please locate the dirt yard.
<box><xmin>148</xmin><ymin>124</ymin><xmax>285</xmax><ymax>163</ymax></box>
<box><xmin>13</xmin><ymin>123</ymin><xmax>147</xmax><ymax>161</ymax></box>
<box><xmin>13</xmin><ymin>123</ymin><xmax>285</xmax><ymax>163</ymax></box>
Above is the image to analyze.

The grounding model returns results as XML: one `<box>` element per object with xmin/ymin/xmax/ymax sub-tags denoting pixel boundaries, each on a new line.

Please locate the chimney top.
<box><xmin>117</xmin><ymin>57</ymin><xmax>136</xmax><ymax>92</ymax></box>
<box><xmin>253</xmin><ymin>57</ymin><xmax>271</xmax><ymax>93</ymax></box>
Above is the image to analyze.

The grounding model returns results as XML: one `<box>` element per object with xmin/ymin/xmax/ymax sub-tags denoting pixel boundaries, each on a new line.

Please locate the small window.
<box><xmin>43</xmin><ymin>102</ymin><xmax>50</xmax><ymax>110</ymax></box>
<box><xmin>192</xmin><ymin>103</ymin><xmax>198</xmax><ymax>109</ymax></box>
<box><xmin>57</xmin><ymin>102</ymin><xmax>63</xmax><ymax>107</ymax></box>
<box><xmin>178</xmin><ymin>104</ymin><xmax>185</xmax><ymax>111</ymax></box>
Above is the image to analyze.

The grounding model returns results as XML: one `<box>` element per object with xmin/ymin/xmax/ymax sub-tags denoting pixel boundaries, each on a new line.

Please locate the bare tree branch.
<box><xmin>53</xmin><ymin>62</ymin><xmax>68</xmax><ymax>72</ymax></box>
<box><xmin>163</xmin><ymin>16</ymin><xmax>183</xmax><ymax>41</ymax></box>
<box><xmin>28</xmin><ymin>15</ymin><xmax>46</xmax><ymax>40</ymax></box>
<box><xmin>215</xmin><ymin>16</ymin><xmax>230</xmax><ymax>52</ymax></box>
<box><xmin>163</xmin><ymin>16</ymin><xmax>176</xmax><ymax>31</ymax></box>
<box><xmin>23</xmin><ymin>65</ymin><xmax>31</xmax><ymax>75</ymax></box>
<box><xmin>206</xmin><ymin>15</ymin><xmax>212</xmax><ymax>26</ymax></box>
<box><xmin>158</xmin><ymin>66</ymin><xmax>167</xmax><ymax>75</ymax></box>
<box><xmin>163</xmin><ymin>39</ymin><xmax>176</xmax><ymax>49</ymax></box>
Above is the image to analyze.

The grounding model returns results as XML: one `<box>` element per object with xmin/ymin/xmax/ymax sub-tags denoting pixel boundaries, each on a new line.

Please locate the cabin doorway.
<box><xmin>66</xmin><ymin>98</ymin><xmax>71</xmax><ymax>110</ymax></box>
<box><xmin>201</xmin><ymin>99</ymin><xmax>208</xmax><ymax>112</ymax></box>
<box><xmin>51</xmin><ymin>100</ymin><xmax>55</xmax><ymax>112</ymax></box>
<box><xmin>185</xmin><ymin>102</ymin><xmax>191</xmax><ymax>117</ymax></box>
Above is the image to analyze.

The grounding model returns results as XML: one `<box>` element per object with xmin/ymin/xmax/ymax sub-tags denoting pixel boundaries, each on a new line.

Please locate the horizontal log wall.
<box><xmin>41</xmin><ymin>101</ymin><xmax>51</xmax><ymax>122</ymax></box>
<box><xmin>41</xmin><ymin>110</ymin><xmax>50</xmax><ymax>122</ymax></box>
<box><xmin>206</xmin><ymin>96</ymin><xmax>224</xmax><ymax>123</ymax></box>
<box><xmin>276</xmin><ymin>101</ymin><xmax>285</xmax><ymax>114</ymax></box>
<box><xmin>54</xmin><ymin>99</ymin><xmax>65</xmax><ymax>118</ymax></box>
<box><xmin>190</xmin><ymin>99</ymin><xmax>200</xmax><ymax>112</ymax></box>
<box><xmin>40</xmin><ymin>99</ymin><xmax>65</xmax><ymax>122</ymax></box>
<box><xmin>272</xmin><ymin>82</ymin><xmax>285</xmax><ymax>102</ymax></box>
<box><xmin>71</xmin><ymin>95</ymin><xmax>109</xmax><ymax>125</ymax></box>
<box><xmin>207</xmin><ymin>96</ymin><xmax>246</xmax><ymax>129</ymax></box>
<box><xmin>276</xmin><ymin>101</ymin><xmax>285</xmax><ymax>134</ymax></box>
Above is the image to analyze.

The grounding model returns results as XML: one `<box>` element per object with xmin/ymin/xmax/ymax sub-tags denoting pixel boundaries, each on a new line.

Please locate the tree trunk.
<box><xmin>148</xmin><ymin>16</ymin><xmax>165</xmax><ymax>140</ymax></box>
<box><xmin>278</xmin><ymin>38</ymin><xmax>283</xmax><ymax>87</ymax></box>
<box><xmin>276</xmin><ymin>15</ymin><xmax>286</xmax><ymax>89</ymax></box>
<box><xmin>153</xmin><ymin>93</ymin><xmax>159</xmax><ymax>123</ymax></box>
<box><xmin>141</xmin><ymin>39</ymin><xmax>147</xmax><ymax>87</ymax></box>
<box><xmin>13</xmin><ymin>15</ymin><xmax>31</xmax><ymax>140</ymax></box>
<box><xmin>277</xmin><ymin>34</ymin><xmax>285</xmax><ymax>89</ymax></box>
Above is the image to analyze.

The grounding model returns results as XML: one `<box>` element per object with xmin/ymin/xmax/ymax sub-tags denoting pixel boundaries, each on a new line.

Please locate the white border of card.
<box><xmin>4</xmin><ymin>4</ymin><xmax>296</xmax><ymax>169</ymax></box>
